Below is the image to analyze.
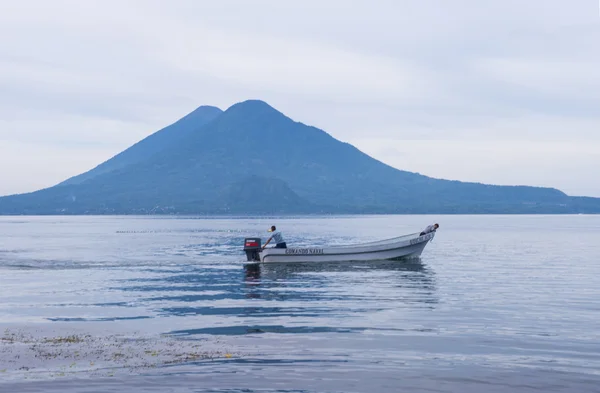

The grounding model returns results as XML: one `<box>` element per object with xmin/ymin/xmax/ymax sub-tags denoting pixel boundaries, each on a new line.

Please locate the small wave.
<box><xmin>47</xmin><ymin>316</ymin><xmax>152</xmax><ymax>322</ymax></box>
<box><xmin>116</xmin><ymin>229</ymin><xmax>249</xmax><ymax>234</ymax></box>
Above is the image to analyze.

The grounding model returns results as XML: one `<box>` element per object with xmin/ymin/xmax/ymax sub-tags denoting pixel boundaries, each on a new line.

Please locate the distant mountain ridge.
<box><xmin>1</xmin><ymin>99</ymin><xmax>599</xmax><ymax>215</ymax></box>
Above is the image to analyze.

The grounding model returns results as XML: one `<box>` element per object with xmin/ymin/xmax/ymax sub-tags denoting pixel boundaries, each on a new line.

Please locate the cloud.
<box><xmin>0</xmin><ymin>0</ymin><xmax>599</xmax><ymax>196</ymax></box>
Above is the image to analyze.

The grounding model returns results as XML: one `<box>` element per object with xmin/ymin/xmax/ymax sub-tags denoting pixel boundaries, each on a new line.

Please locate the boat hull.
<box><xmin>259</xmin><ymin>232</ymin><xmax>434</xmax><ymax>263</ymax></box>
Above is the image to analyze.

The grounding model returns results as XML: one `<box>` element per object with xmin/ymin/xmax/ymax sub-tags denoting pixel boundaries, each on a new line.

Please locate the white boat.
<box><xmin>243</xmin><ymin>231</ymin><xmax>436</xmax><ymax>263</ymax></box>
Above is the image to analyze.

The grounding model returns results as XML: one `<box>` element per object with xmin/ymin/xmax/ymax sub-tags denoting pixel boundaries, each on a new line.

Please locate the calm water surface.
<box><xmin>1</xmin><ymin>215</ymin><xmax>599</xmax><ymax>392</ymax></box>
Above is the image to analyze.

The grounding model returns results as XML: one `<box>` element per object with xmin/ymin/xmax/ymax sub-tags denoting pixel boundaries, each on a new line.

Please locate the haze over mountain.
<box><xmin>1</xmin><ymin>100</ymin><xmax>599</xmax><ymax>215</ymax></box>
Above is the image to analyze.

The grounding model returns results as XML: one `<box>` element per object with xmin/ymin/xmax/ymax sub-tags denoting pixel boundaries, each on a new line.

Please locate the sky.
<box><xmin>1</xmin><ymin>0</ymin><xmax>599</xmax><ymax>197</ymax></box>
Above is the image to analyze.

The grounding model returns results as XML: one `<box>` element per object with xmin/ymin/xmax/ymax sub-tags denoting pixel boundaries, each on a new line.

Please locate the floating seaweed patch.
<box><xmin>0</xmin><ymin>328</ymin><xmax>239</xmax><ymax>381</ymax></box>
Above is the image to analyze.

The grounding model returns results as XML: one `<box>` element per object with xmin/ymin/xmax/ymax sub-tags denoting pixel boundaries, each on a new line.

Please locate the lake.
<box><xmin>1</xmin><ymin>215</ymin><xmax>599</xmax><ymax>393</ymax></box>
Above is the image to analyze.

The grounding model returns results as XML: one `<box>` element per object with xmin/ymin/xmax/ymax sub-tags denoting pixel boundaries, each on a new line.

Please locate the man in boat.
<box><xmin>262</xmin><ymin>225</ymin><xmax>287</xmax><ymax>249</ymax></box>
<box><xmin>420</xmin><ymin>223</ymin><xmax>439</xmax><ymax>236</ymax></box>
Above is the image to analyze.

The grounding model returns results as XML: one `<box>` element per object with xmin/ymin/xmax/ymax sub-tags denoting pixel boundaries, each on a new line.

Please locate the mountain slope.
<box><xmin>61</xmin><ymin>105</ymin><xmax>223</xmax><ymax>186</ymax></box>
<box><xmin>0</xmin><ymin>100</ymin><xmax>598</xmax><ymax>215</ymax></box>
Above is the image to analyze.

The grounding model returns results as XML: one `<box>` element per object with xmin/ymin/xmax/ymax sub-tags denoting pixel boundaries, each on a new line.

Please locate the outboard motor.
<box><xmin>243</xmin><ymin>238</ymin><xmax>262</xmax><ymax>262</ymax></box>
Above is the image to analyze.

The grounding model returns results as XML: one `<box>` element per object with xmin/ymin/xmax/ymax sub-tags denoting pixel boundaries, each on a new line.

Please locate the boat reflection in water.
<box><xmin>245</xmin><ymin>259</ymin><xmax>431</xmax><ymax>280</ymax></box>
<box><xmin>153</xmin><ymin>259</ymin><xmax>438</xmax><ymax>337</ymax></box>
<box><xmin>243</xmin><ymin>259</ymin><xmax>438</xmax><ymax>307</ymax></box>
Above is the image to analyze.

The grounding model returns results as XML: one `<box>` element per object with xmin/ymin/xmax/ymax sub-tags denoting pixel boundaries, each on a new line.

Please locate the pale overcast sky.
<box><xmin>1</xmin><ymin>0</ymin><xmax>599</xmax><ymax>197</ymax></box>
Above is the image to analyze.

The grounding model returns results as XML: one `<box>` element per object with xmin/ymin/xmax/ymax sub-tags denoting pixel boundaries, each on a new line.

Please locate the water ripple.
<box><xmin>1</xmin><ymin>215</ymin><xmax>600</xmax><ymax>392</ymax></box>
